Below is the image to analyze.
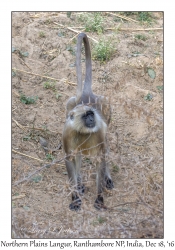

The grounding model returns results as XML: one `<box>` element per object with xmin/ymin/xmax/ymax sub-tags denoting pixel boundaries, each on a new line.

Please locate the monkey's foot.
<box><xmin>77</xmin><ymin>184</ymin><xmax>85</xmax><ymax>195</ymax></box>
<box><xmin>105</xmin><ymin>177</ymin><xmax>114</xmax><ymax>189</ymax></box>
<box><xmin>69</xmin><ymin>195</ymin><xmax>81</xmax><ymax>211</ymax></box>
<box><xmin>94</xmin><ymin>195</ymin><xmax>107</xmax><ymax>210</ymax></box>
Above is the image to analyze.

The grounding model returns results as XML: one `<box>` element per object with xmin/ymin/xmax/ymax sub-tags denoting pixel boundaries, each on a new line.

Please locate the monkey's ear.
<box><xmin>66</xmin><ymin>96</ymin><xmax>77</xmax><ymax>114</ymax></box>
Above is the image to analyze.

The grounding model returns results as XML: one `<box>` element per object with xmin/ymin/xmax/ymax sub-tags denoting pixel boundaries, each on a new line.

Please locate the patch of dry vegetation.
<box><xmin>12</xmin><ymin>12</ymin><xmax>163</xmax><ymax>238</ymax></box>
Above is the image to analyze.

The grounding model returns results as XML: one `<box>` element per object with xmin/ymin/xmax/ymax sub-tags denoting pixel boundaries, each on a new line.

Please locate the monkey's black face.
<box><xmin>82</xmin><ymin>110</ymin><xmax>95</xmax><ymax>128</ymax></box>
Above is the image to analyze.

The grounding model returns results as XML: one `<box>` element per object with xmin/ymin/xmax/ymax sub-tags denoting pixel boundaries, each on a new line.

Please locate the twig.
<box><xmin>106</xmin><ymin>27</ymin><xmax>163</xmax><ymax>32</ymax></box>
<box><xmin>30</xmin><ymin>14</ymin><xmax>43</xmax><ymax>18</ymax></box>
<box><xmin>19</xmin><ymin>59</ymin><xmax>32</xmax><ymax>71</ymax></box>
<box><xmin>110</xmin><ymin>197</ymin><xmax>163</xmax><ymax>214</ymax></box>
<box><xmin>12</xmin><ymin>157</ymin><xmax>65</xmax><ymax>186</ymax></box>
<box><xmin>12</xmin><ymin>118</ymin><xmax>28</xmax><ymax>133</ymax></box>
<box><xmin>12</xmin><ymin>149</ymin><xmax>64</xmax><ymax>164</ymax></box>
<box><xmin>13</xmin><ymin>53</ymin><xmax>32</xmax><ymax>70</ymax></box>
<box><xmin>12</xmin><ymin>68</ymin><xmax>76</xmax><ymax>86</ymax></box>
<box><xmin>119</xmin><ymin>27</ymin><xmax>163</xmax><ymax>31</ymax></box>
<box><xmin>69</xmin><ymin>29</ymin><xmax>85</xmax><ymax>43</ymax></box>
<box><xmin>62</xmin><ymin>78</ymin><xmax>76</xmax><ymax>87</ymax></box>
<box><xmin>13</xmin><ymin>91</ymin><xmax>20</xmax><ymax>97</ymax></box>
<box><xmin>53</xmin><ymin>22</ymin><xmax>98</xmax><ymax>43</ymax></box>
<box><xmin>28</xmin><ymin>126</ymin><xmax>62</xmax><ymax>134</ymax></box>
<box><xmin>12</xmin><ymin>149</ymin><xmax>44</xmax><ymax>162</ymax></box>
<box><xmin>12</xmin><ymin>194</ymin><xmax>26</xmax><ymax>200</ymax></box>
<box><xmin>68</xmin><ymin>26</ymin><xmax>84</xmax><ymax>29</ymax></box>
<box><xmin>105</xmin><ymin>23</ymin><xmax>121</xmax><ymax>31</ymax></box>
<box><xmin>110</xmin><ymin>201</ymin><xmax>141</xmax><ymax>209</ymax></box>
<box><xmin>12</xmin><ymin>118</ymin><xmax>62</xmax><ymax>135</ymax></box>
<box><xmin>138</xmin><ymin>194</ymin><xmax>163</xmax><ymax>214</ymax></box>
<box><xmin>107</xmin><ymin>12</ymin><xmax>138</xmax><ymax>23</ymax></box>
<box><xmin>56</xmin><ymin>91</ymin><xmax>71</xmax><ymax>97</ymax></box>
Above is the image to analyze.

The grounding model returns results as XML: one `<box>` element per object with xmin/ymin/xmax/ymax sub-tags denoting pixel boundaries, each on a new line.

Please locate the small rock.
<box><xmin>39</xmin><ymin>137</ymin><xmax>48</xmax><ymax>148</ymax></box>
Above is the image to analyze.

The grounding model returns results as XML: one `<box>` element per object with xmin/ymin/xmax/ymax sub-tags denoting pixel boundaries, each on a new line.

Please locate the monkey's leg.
<box><xmin>94</xmin><ymin>157</ymin><xmax>114</xmax><ymax>210</ymax></box>
<box><xmin>75</xmin><ymin>154</ymin><xmax>85</xmax><ymax>195</ymax></box>
<box><xmin>94</xmin><ymin>159</ymin><xmax>107</xmax><ymax>210</ymax></box>
<box><xmin>104</xmin><ymin>164</ymin><xmax>114</xmax><ymax>190</ymax></box>
<box><xmin>65</xmin><ymin>157</ymin><xmax>81</xmax><ymax>211</ymax></box>
<box><xmin>103</xmin><ymin>143</ymin><xmax>114</xmax><ymax>189</ymax></box>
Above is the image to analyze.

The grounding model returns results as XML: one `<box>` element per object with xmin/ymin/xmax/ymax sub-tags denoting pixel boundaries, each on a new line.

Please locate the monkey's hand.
<box><xmin>94</xmin><ymin>195</ymin><xmax>107</xmax><ymax>210</ymax></box>
<box><xmin>105</xmin><ymin>177</ymin><xmax>114</xmax><ymax>189</ymax></box>
<box><xmin>69</xmin><ymin>194</ymin><xmax>81</xmax><ymax>211</ymax></box>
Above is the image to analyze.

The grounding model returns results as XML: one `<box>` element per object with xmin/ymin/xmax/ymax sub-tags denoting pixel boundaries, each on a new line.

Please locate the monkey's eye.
<box><xmin>70</xmin><ymin>114</ymin><xmax>74</xmax><ymax>120</ymax></box>
<box><xmin>82</xmin><ymin>111</ymin><xmax>94</xmax><ymax>118</ymax></box>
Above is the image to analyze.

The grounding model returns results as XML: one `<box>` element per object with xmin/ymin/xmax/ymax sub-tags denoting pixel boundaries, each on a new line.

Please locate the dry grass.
<box><xmin>12</xmin><ymin>12</ymin><xmax>163</xmax><ymax>238</ymax></box>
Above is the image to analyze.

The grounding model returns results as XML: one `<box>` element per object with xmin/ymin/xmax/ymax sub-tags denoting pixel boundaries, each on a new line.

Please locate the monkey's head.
<box><xmin>67</xmin><ymin>104</ymin><xmax>107</xmax><ymax>134</ymax></box>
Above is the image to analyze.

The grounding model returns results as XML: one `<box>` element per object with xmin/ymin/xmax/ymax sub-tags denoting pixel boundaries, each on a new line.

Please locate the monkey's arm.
<box><xmin>96</xmin><ymin>96</ymin><xmax>112</xmax><ymax>125</ymax></box>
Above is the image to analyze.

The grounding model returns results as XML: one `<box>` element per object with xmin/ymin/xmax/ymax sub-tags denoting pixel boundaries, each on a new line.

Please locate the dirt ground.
<box><xmin>12</xmin><ymin>12</ymin><xmax>163</xmax><ymax>238</ymax></box>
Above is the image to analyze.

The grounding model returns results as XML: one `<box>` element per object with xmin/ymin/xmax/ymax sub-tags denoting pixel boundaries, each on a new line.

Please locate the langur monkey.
<box><xmin>62</xmin><ymin>33</ymin><xmax>114</xmax><ymax>211</ymax></box>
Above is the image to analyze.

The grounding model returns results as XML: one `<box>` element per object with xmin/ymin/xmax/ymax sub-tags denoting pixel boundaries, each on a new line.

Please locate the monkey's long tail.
<box><xmin>76</xmin><ymin>33</ymin><xmax>92</xmax><ymax>98</ymax></box>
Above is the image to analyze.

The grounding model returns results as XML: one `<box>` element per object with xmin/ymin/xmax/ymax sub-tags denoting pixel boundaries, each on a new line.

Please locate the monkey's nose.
<box><xmin>90</xmin><ymin>117</ymin><xmax>94</xmax><ymax>121</ymax></box>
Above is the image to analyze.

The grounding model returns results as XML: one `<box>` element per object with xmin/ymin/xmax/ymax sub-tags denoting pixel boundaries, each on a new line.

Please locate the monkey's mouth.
<box><xmin>86</xmin><ymin>123</ymin><xmax>95</xmax><ymax>128</ymax></box>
